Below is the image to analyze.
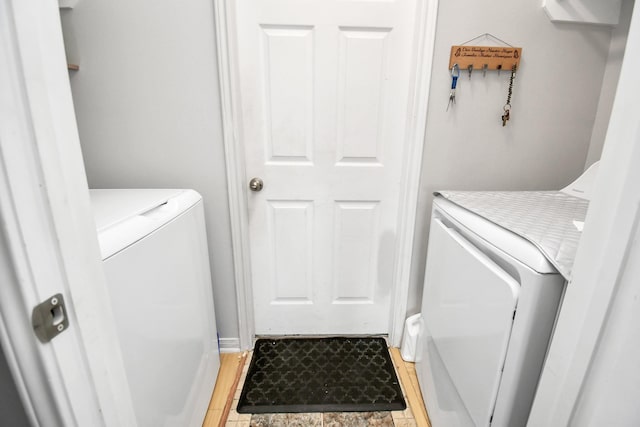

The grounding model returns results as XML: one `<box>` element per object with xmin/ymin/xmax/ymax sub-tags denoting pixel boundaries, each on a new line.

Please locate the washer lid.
<box><xmin>89</xmin><ymin>189</ymin><xmax>202</xmax><ymax>260</ymax></box>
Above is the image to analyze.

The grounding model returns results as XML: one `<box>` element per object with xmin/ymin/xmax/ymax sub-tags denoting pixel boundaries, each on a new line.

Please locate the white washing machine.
<box><xmin>90</xmin><ymin>189</ymin><xmax>220</xmax><ymax>427</ymax></box>
<box><xmin>416</xmin><ymin>165</ymin><xmax>598</xmax><ymax>427</ymax></box>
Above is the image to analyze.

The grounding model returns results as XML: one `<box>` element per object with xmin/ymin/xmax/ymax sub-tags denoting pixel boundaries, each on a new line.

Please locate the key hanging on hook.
<box><xmin>502</xmin><ymin>65</ymin><xmax>517</xmax><ymax>127</ymax></box>
<box><xmin>447</xmin><ymin>63</ymin><xmax>460</xmax><ymax>111</ymax></box>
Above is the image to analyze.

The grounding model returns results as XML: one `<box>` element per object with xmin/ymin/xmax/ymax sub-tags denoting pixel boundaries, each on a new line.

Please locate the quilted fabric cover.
<box><xmin>435</xmin><ymin>191</ymin><xmax>589</xmax><ymax>280</ymax></box>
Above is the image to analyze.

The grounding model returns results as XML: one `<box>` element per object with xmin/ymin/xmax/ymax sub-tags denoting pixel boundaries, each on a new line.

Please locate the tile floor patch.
<box><xmin>249</xmin><ymin>411</ymin><xmax>395</xmax><ymax>427</ymax></box>
<box><xmin>324</xmin><ymin>411</ymin><xmax>394</xmax><ymax>426</ymax></box>
<box><xmin>249</xmin><ymin>412</ymin><xmax>322</xmax><ymax>427</ymax></box>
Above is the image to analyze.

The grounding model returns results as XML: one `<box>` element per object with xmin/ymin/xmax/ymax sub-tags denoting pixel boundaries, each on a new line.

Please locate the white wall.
<box><xmin>406</xmin><ymin>0</ymin><xmax>616</xmax><ymax>315</ymax></box>
<box><xmin>60</xmin><ymin>1</ymin><xmax>239</xmax><ymax>343</ymax></box>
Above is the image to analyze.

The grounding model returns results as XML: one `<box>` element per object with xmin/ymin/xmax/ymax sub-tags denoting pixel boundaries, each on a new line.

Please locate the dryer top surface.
<box><xmin>433</xmin><ymin>191</ymin><xmax>588</xmax><ymax>278</ymax></box>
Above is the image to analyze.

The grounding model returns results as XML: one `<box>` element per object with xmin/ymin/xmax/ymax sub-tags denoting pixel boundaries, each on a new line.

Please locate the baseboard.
<box><xmin>218</xmin><ymin>337</ymin><xmax>241</xmax><ymax>353</ymax></box>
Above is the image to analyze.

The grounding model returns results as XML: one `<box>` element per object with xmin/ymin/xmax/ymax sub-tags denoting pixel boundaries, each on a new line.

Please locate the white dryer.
<box><xmin>90</xmin><ymin>189</ymin><xmax>220</xmax><ymax>427</ymax></box>
<box><xmin>416</xmin><ymin>164</ymin><xmax>598</xmax><ymax>427</ymax></box>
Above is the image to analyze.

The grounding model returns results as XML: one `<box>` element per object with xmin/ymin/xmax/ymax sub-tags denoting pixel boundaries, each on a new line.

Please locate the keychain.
<box><xmin>447</xmin><ymin>63</ymin><xmax>460</xmax><ymax>111</ymax></box>
<box><xmin>502</xmin><ymin>65</ymin><xmax>516</xmax><ymax>126</ymax></box>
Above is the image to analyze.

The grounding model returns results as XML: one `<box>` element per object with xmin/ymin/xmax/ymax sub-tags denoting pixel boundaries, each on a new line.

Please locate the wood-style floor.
<box><xmin>202</xmin><ymin>347</ymin><xmax>431</xmax><ymax>427</ymax></box>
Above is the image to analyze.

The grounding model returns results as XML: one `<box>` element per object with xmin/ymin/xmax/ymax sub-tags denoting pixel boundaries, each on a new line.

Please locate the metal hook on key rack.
<box><xmin>447</xmin><ymin>63</ymin><xmax>460</xmax><ymax>111</ymax></box>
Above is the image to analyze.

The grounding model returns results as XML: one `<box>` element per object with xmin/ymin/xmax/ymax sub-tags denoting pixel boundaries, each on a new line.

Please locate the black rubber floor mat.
<box><xmin>236</xmin><ymin>337</ymin><xmax>406</xmax><ymax>414</ymax></box>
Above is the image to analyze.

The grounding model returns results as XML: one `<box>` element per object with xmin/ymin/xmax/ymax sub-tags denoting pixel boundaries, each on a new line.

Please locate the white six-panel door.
<box><xmin>233</xmin><ymin>0</ymin><xmax>417</xmax><ymax>335</ymax></box>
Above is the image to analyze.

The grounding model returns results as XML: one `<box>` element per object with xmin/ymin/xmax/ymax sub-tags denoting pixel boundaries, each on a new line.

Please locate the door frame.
<box><xmin>0</xmin><ymin>1</ymin><xmax>137</xmax><ymax>425</ymax></box>
<box><xmin>214</xmin><ymin>0</ymin><xmax>440</xmax><ymax>349</ymax></box>
<box><xmin>528</xmin><ymin>3</ymin><xmax>640</xmax><ymax>423</ymax></box>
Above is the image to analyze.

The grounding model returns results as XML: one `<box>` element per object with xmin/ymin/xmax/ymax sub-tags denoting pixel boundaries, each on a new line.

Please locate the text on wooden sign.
<box><xmin>448</xmin><ymin>45</ymin><xmax>522</xmax><ymax>70</ymax></box>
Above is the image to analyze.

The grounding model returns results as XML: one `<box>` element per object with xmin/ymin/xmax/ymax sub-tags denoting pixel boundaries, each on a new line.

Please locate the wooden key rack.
<box><xmin>448</xmin><ymin>45</ymin><xmax>522</xmax><ymax>71</ymax></box>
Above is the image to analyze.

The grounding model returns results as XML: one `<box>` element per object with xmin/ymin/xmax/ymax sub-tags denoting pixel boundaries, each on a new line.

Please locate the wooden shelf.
<box><xmin>67</xmin><ymin>63</ymin><xmax>79</xmax><ymax>71</ymax></box>
<box><xmin>543</xmin><ymin>0</ymin><xmax>621</xmax><ymax>25</ymax></box>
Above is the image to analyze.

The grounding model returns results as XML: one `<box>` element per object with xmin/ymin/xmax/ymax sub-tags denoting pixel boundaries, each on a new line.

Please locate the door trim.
<box><xmin>213</xmin><ymin>0</ymin><xmax>256</xmax><ymax>350</ymax></box>
<box><xmin>214</xmin><ymin>0</ymin><xmax>440</xmax><ymax>348</ymax></box>
<box><xmin>1</xmin><ymin>0</ymin><xmax>138</xmax><ymax>424</ymax></box>
<box><xmin>387</xmin><ymin>0</ymin><xmax>440</xmax><ymax>345</ymax></box>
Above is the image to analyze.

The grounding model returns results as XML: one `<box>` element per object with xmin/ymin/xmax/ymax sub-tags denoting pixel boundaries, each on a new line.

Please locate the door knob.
<box><xmin>249</xmin><ymin>177</ymin><xmax>264</xmax><ymax>192</ymax></box>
